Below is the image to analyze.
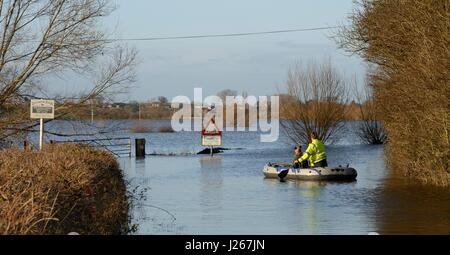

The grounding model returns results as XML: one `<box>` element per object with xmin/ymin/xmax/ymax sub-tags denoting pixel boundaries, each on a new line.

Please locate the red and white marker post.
<box><xmin>202</xmin><ymin>116</ymin><xmax>222</xmax><ymax>156</ymax></box>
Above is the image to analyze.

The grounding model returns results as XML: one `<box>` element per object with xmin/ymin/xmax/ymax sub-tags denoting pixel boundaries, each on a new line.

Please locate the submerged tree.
<box><xmin>0</xmin><ymin>0</ymin><xmax>137</xmax><ymax>143</ymax></box>
<box><xmin>355</xmin><ymin>77</ymin><xmax>387</xmax><ymax>144</ymax></box>
<box><xmin>281</xmin><ymin>59</ymin><xmax>350</xmax><ymax>145</ymax></box>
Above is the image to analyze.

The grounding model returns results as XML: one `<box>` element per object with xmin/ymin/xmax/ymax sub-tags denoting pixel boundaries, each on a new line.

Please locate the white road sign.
<box><xmin>202</xmin><ymin>134</ymin><xmax>222</xmax><ymax>146</ymax></box>
<box><xmin>202</xmin><ymin>116</ymin><xmax>222</xmax><ymax>147</ymax></box>
<box><xmin>30</xmin><ymin>99</ymin><xmax>55</xmax><ymax>119</ymax></box>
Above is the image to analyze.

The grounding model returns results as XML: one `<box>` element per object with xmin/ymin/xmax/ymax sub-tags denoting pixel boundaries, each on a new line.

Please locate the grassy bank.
<box><xmin>0</xmin><ymin>144</ymin><xmax>130</xmax><ymax>235</ymax></box>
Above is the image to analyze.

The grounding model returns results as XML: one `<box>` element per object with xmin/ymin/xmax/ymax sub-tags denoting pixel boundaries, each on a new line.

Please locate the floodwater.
<box><xmin>39</xmin><ymin>120</ymin><xmax>450</xmax><ymax>234</ymax></box>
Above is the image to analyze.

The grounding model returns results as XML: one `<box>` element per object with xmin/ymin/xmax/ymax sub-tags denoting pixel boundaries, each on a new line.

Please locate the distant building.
<box><xmin>149</xmin><ymin>101</ymin><xmax>172</xmax><ymax>110</ymax></box>
<box><xmin>108</xmin><ymin>103</ymin><xmax>127</xmax><ymax>109</ymax></box>
<box><xmin>149</xmin><ymin>101</ymin><xmax>161</xmax><ymax>108</ymax></box>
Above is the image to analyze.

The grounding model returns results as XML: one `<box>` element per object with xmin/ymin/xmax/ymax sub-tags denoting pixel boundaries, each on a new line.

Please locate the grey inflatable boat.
<box><xmin>263</xmin><ymin>162</ymin><xmax>357</xmax><ymax>181</ymax></box>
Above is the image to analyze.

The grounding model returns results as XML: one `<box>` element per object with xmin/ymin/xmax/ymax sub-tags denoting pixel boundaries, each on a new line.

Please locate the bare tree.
<box><xmin>0</xmin><ymin>0</ymin><xmax>137</xmax><ymax>143</ymax></box>
<box><xmin>158</xmin><ymin>96</ymin><xmax>168</xmax><ymax>104</ymax></box>
<box><xmin>281</xmin><ymin>59</ymin><xmax>350</xmax><ymax>144</ymax></box>
<box><xmin>217</xmin><ymin>89</ymin><xmax>237</xmax><ymax>102</ymax></box>
<box><xmin>354</xmin><ymin>77</ymin><xmax>387</xmax><ymax>144</ymax></box>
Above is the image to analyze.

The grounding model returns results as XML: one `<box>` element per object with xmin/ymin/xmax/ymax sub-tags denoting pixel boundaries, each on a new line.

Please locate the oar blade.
<box><xmin>278</xmin><ymin>169</ymin><xmax>289</xmax><ymax>181</ymax></box>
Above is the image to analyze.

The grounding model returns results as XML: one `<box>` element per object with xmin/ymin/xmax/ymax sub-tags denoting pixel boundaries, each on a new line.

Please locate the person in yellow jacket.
<box><xmin>294</xmin><ymin>131</ymin><xmax>328</xmax><ymax>168</ymax></box>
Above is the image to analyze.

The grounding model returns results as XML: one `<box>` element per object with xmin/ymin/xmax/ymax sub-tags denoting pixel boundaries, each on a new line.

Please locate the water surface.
<box><xmin>30</xmin><ymin>120</ymin><xmax>450</xmax><ymax>234</ymax></box>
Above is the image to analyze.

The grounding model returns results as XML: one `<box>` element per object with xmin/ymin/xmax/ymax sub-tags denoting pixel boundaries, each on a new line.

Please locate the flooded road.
<box><xmin>113</xmin><ymin>121</ymin><xmax>450</xmax><ymax>235</ymax></box>
<box><xmin>38</xmin><ymin>120</ymin><xmax>450</xmax><ymax>234</ymax></box>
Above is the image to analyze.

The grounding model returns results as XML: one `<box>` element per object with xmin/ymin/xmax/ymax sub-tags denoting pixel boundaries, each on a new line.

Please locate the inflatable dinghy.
<box><xmin>263</xmin><ymin>162</ymin><xmax>357</xmax><ymax>181</ymax></box>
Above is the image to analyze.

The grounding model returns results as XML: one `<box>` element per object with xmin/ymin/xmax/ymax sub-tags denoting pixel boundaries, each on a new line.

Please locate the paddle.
<box><xmin>278</xmin><ymin>169</ymin><xmax>290</xmax><ymax>181</ymax></box>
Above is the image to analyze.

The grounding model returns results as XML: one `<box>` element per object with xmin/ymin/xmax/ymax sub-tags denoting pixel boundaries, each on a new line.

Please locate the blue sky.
<box><xmin>63</xmin><ymin>0</ymin><xmax>366</xmax><ymax>101</ymax></box>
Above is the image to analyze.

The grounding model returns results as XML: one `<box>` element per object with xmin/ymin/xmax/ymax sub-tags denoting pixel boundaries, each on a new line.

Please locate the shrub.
<box><xmin>336</xmin><ymin>0</ymin><xmax>450</xmax><ymax>186</ymax></box>
<box><xmin>0</xmin><ymin>144</ymin><xmax>130</xmax><ymax>235</ymax></box>
<box><xmin>130</xmin><ymin>124</ymin><xmax>152</xmax><ymax>133</ymax></box>
<box><xmin>158</xmin><ymin>126</ymin><xmax>175</xmax><ymax>133</ymax></box>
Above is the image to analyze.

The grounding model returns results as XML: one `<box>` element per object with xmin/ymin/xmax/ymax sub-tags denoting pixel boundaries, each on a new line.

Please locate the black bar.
<box><xmin>0</xmin><ymin>235</ymin><xmax>447</xmax><ymax>254</ymax></box>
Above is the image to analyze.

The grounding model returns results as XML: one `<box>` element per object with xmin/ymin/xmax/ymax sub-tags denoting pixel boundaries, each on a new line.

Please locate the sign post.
<box><xmin>30</xmin><ymin>99</ymin><xmax>55</xmax><ymax>150</ymax></box>
<box><xmin>39</xmin><ymin>118</ymin><xmax>44</xmax><ymax>151</ymax></box>
<box><xmin>202</xmin><ymin>116</ymin><xmax>222</xmax><ymax>157</ymax></box>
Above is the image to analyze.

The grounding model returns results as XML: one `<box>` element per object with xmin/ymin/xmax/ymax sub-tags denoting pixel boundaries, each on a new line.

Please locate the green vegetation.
<box><xmin>0</xmin><ymin>144</ymin><xmax>130</xmax><ymax>234</ymax></box>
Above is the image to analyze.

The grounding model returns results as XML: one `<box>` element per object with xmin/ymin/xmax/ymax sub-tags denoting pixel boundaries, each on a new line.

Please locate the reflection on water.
<box><xmin>44</xmin><ymin>120</ymin><xmax>450</xmax><ymax>234</ymax></box>
<box><xmin>376</xmin><ymin>176</ymin><xmax>450</xmax><ymax>234</ymax></box>
<box><xmin>199</xmin><ymin>156</ymin><xmax>224</xmax><ymax>224</ymax></box>
<box><xmin>295</xmin><ymin>181</ymin><xmax>324</xmax><ymax>233</ymax></box>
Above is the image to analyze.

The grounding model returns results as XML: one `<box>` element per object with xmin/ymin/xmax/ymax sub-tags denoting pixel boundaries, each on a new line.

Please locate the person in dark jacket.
<box><xmin>293</xmin><ymin>146</ymin><xmax>310</xmax><ymax>169</ymax></box>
